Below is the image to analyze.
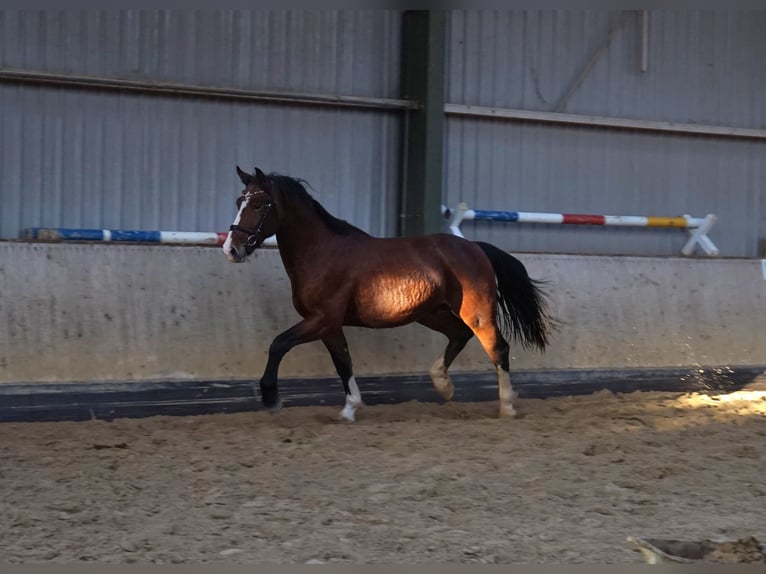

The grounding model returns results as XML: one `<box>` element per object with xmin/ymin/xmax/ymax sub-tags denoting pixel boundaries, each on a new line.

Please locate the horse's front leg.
<box><xmin>259</xmin><ymin>318</ymin><xmax>325</xmax><ymax>411</ymax></box>
<box><xmin>322</xmin><ymin>329</ymin><xmax>363</xmax><ymax>422</ymax></box>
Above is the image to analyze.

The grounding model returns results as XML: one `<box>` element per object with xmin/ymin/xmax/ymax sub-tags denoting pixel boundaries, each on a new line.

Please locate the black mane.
<box><xmin>269</xmin><ymin>173</ymin><xmax>369</xmax><ymax>237</ymax></box>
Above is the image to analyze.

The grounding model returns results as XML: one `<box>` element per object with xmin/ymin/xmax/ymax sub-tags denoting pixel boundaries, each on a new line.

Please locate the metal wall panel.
<box><xmin>0</xmin><ymin>10</ymin><xmax>402</xmax><ymax>98</ymax></box>
<box><xmin>0</xmin><ymin>10</ymin><xmax>403</xmax><ymax>239</ymax></box>
<box><xmin>447</xmin><ymin>10</ymin><xmax>766</xmax><ymax>127</ymax></box>
<box><xmin>445</xmin><ymin>10</ymin><xmax>766</xmax><ymax>257</ymax></box>
<box><xmin>4</xmin><ymin>9</ymin><xmax>765</xmax><ymax>256</ymax></box>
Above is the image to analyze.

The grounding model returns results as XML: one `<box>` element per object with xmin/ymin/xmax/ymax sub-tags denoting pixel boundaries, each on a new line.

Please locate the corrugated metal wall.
<box><xmin>0</xmin><ymin>10</ymin><xmax>403</xmax><ymax>238</ymax></box>
<box><xmin>444</xmin><ymin>10</ymin><xmax>766</xmax><ymax>257</ymax></box>
<box><xmin>2</xmin><ymin>10</ymin><xmax>765</xmax><ymax>257</ymax></box>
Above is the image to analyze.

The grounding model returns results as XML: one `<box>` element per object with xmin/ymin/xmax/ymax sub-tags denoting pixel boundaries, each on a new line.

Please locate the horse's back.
<box><xmin>361</xmin><ymin>233</ymin><xmax>491</xmax><ymax>276</ymax></box>
<box><xmin>412</xmin><ymin>233</ymin><xmax>496</xmax><ymax>283</ymax></box>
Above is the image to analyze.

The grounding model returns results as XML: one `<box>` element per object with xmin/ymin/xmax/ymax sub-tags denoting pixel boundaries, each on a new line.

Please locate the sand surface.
<box><xmin>1</xmin><ymin>389</ymin><xmax>765</xmax><ymax>564</ymax></box>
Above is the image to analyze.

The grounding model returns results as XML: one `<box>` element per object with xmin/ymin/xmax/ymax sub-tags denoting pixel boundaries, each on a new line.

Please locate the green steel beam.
<box><xmin>399</xmin><ymin>10</ymin><xmax>446</xmax><ymax>237</ymax></box>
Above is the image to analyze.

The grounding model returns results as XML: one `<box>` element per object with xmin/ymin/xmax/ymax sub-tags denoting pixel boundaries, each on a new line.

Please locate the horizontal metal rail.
<box><xmin>6</xmin><ymin>68</ymin><xmax>761</xmax><ymax>141</ymax></box>
<box><xmin>21</xmin><ymin>227</ymin><xmax>278</xmax><ymax>248</ymax></box>
<box><xmin>443</xmin><ymin>203</ymin><xmax>720</xmax><ymax>257</ymax></box>
<box><xmin>445</xmin><ymin>103</ymin><xmax>766</xmax><ymax>141</ymax></box>
<box><xmin>0</xmin><ymin>67</ymin><xmax>418</xmax><ymax>112</ymax></box>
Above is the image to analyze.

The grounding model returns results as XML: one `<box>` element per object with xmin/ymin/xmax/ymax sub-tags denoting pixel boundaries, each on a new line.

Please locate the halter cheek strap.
<box><xmin>229</xmin><ymin>202</ymin><xmax>273</xmax><ymax>247</ymax></box>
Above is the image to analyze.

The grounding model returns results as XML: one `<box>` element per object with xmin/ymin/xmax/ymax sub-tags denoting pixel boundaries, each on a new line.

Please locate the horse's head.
<box><xmin>223</xmin><ymin>166</ymin><xmax>279</xmax><ymax>263</ymax></box>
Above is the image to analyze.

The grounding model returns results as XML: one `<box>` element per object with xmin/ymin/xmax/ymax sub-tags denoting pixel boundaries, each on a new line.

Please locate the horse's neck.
<box><xmin>274</xmin><ymin>203</ymin><xmax>340</xmax><ymax>272</ymax></box>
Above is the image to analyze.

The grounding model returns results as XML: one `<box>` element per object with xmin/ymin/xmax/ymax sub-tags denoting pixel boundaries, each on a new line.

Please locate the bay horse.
<box><xmin>223</xmin><ymin>166</ymin><xmax>552</xmax><ymax>421</ymax></box>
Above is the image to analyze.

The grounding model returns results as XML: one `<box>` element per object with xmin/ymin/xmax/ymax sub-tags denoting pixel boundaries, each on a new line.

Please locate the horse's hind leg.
<box><xmin>493</xmin><ymin>334</ymin><xmax>516</xmax><ymax>417</ymax></box>
<box><xmin>418</xmin><ymin>310</ymin><xmax>474</xmax><ymax>401</ymax></box>
<box><xmin>322</xmin><ymin>329</ymin><xmax>363</xmax><ymax>422</ymax></box>
<box><xmin>476</xmin><ymin>325</ymin><xmax>516</xmax><ymax>417</ymax></box>
<box><xmin>458</xmin><ymin>303</ymin><xmax>516</xmax><ymax>417</ymax></box>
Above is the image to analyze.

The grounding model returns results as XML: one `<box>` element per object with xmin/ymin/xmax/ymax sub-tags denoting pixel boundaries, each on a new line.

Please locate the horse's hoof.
<box><xmin>499</xmin><ymin>404</ymin><xmax>517</xmax><ymax>418</ymax></box>
<box><xmin>260</xmin><ymin>384</ymin><xmax>281</xmax><ymax>411</ymax></box>
<box><xmin>339</xmin><ymin>406</ymin><xmax>356</xmax><ymax>422</ymax></box>
<box><xmin>429</xmin><ymin>359</ymin><xmax>455</xmax><ymax>400</ymax></box>
<box><xmin>437</xmin><ymin>386</ymin><xmax>455</xmax><ymax>402</ymax></box>
<box><xmin>264</xmin><ymin>398</ymin><xmax>283</xmax><ymax>413</ymax></box>
<box><xmin>430</xmin><ymin>373</ymin><xmax>454</xmax><ymax>401</ymax></box>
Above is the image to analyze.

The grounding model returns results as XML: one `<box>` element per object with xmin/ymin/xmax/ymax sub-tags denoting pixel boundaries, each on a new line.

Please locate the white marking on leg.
<box><xmin>497</xmin><ymin>365</ymin><xmax>516</xmax><ymax>417</ymax></box>
<box><xmin>340</xmin><ymin>376</ymin><xmax>363</xmax><ymax>422</ymax></box>
<box><xmin>223</xmin><ymin>196</ymin><xmax>249</xmax><ymax>261</ymax></box>
<box><xmin>429</xmin><ymin>357</ymin><xmax>454</xmax><ymax>401</ymax></box>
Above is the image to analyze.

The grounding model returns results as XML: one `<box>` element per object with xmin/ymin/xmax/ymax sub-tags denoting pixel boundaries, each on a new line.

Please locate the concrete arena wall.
<box><xmin>0</xmin><ymin>242</ymin><xmax>764</xmax><ymax>386</ymax></box>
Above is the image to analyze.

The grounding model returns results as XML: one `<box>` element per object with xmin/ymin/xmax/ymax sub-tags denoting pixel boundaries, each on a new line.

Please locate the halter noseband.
<box><xmin>229</xmin><ymin>192</ymin><xmax>273</xmax><ymax>247</ymax></box>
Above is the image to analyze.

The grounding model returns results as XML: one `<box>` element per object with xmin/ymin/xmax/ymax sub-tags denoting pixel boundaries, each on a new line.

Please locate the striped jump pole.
<box><xmin>21</xmin><ymin>228</ymin><xmax>278</xmax><ymax>248</ymax></box>
<box><xmin>442</xmin><ymin>203</ymin><xmax>719</xmax><ymax>257</ymax></box>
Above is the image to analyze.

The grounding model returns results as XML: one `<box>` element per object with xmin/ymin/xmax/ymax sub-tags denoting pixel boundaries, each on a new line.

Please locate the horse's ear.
<box><xmin>253</xmin><ymin>167</ymin><xmax>271</xmax><ymax>192</ymax></box>
<box><xmin>236</xmin><ymin>165</ymin><xmax>252</xmax><ymax>186</ymax></box>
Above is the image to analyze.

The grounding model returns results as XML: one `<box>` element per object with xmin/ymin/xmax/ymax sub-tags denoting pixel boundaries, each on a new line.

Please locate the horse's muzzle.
<box><xmin>225</xmin><ymin>245</ymin><xmax>247</xmax><ymax>263</ymax></box>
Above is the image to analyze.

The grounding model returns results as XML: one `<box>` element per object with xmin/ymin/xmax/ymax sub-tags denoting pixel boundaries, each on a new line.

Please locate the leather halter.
<box><xmin>229</xmin><ymin>192</ymin><xmax>273</xmax><ymax>247</ymax></box>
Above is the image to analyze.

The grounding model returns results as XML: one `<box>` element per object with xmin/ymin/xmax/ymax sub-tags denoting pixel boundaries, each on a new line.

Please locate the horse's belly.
<box><xmin>353</xmin><ymin>274</ymin><xmax>439</xmax><ymax>326</ymax></box>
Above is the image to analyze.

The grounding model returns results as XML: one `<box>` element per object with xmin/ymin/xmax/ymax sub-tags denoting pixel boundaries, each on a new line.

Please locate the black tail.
<box><xmin>475</xmin><ymin>242</ymin><xmax>553</xmax><ymax>352</ymax></box>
